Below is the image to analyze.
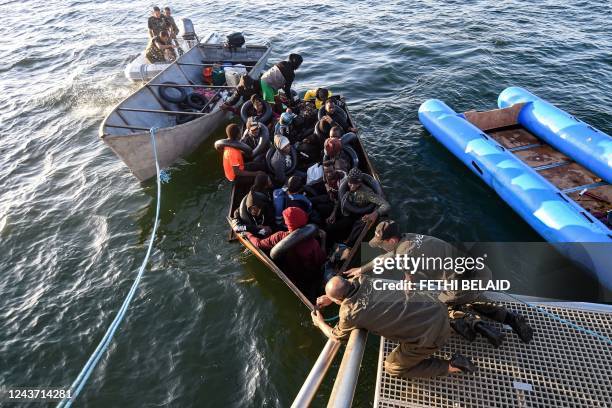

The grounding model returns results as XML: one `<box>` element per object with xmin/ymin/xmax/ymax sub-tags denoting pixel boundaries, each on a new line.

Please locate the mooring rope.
<box><xmin>58</xmin><ymin>128</ymin><xmax>163</xmax><ymax>407</ymax></box>
<box><xmin>505</xmin><ymin>293</ymin><xmax>612</xmax><ymax>346</ymax></box>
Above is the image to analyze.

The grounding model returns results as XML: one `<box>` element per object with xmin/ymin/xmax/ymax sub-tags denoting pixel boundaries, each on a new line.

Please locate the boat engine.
<box><xmin>180</xmin><ymin>18</ymin><xmax>198</xmax><ymax>44</ymax></box>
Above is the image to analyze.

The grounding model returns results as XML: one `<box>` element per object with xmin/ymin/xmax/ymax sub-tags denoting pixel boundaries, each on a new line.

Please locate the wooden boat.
<box><xmin>100</xmin><ymin>41</ymin><xmax>271</xmax><ymax>181</ymax></box>
<box><xmin>226</xmin><ymin>97</ymin><xmax>384</xmax><ymax>310</ymax></box>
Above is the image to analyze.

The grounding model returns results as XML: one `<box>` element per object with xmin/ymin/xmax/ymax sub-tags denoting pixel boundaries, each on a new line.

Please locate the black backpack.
<box><xmin>226</xmin><ymin>33</ymin><xmax>245</xmax><ymax>48</ymax></box>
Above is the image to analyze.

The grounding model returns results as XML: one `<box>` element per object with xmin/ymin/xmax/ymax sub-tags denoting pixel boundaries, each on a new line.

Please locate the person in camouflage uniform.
<box><xmin>326</xmin><ymin>167</ymin><xmax>390</xmax><ymax>247</ymax></box>
<box><xmin>145</xmin><ymin>30</ymin><xmax>176</xmax><ymax>63</ymax></box>
<box><xmin>162</xmin><ymin>7</ymin><xmax>180</xmax><ymax>38</ymax></box>
<box><xmin>147</xmin><ymin>6</ymin><xmax>166</xmax><ymax>38</ymax></box>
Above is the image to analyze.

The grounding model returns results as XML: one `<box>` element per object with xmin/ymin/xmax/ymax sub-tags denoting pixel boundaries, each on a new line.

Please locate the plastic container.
<box><xmin>224</xmin><ymin>64</ymin><xmax>248</xmax><ymax>87</ymax></box>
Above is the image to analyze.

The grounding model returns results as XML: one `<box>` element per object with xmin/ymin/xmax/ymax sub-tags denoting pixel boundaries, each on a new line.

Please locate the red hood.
<box><xmin>283</xmin><ymin>207</ymin><xmax>308</xmax><ymax>232</ymax></box>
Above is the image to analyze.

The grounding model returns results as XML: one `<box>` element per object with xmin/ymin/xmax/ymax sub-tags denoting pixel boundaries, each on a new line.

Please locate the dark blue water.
<box><xmin>1</xmin><ymin>1</ymin><xmax>610</xmax><ymax>406</ymax></box>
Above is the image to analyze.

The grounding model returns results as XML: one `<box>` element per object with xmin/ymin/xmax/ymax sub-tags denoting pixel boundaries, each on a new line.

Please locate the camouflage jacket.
<box><xmin>148</xmin><ymin>16</ymin><xmax>166</xmax><ymax>37</ymax></box>
<box><xmin>145</xmin><ymin>36</ymin><xmax>167</xmax><ymax>63</ymax></box>
<box><xmin>341</xmin><ymin>184</ymin><xmax>390</xmax><ymax>216</ymax></box>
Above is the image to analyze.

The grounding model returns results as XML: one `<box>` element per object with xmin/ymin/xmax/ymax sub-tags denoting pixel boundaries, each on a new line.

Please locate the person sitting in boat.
<box><xmin>312</xmin><ymin>275</ymin><xmax>477</xmax><ymax>378</ymax></box>
<box><xmin>220</xmin><ymin>124</ymin><xmax>265</xmax><ymax>183</ymax></box>
<box><xmin>241</xmin><ymin>117</ymin><xmax>269</xmax><ymax>162</ymax></box>
<box><xmin>323</xmin><ymin>138</ymin><xmax>351</xmax><ymax>173</ymax></box>
<box><xmin>322</xmin><ymin>99</ymin><xmax>357</xmax><ymax>134</ymax></box>
<box><xmin>239</xmin><ymin>94</ymin><xmax>272</xmax><ymax>126</ymax></box>
<box><xmin>260</xmin><ymin>53</ymin><xmax>303</xmax><ymax>107</ymax></box>
<box><xmin>270</xmin><ymin>135</ymin><xmax>295</xmax><ymax>187</ymax></box>
<box><xmin>321</xmin><ymin>163</ymin><xmax>346</xmax><ymax>224</ymax></box>
<box><xmin>145</xmin><ymin>30</ymin><xmax>177</xmax><ymax>63</ymax></box>
<box><xmin>162</xmin><ymin>7</ymin><xmax>179</xmax><ymax>38</ymax></box>
<box><xmin>303</xmin><ymin>88</ymin><xmax>332</xmax><ymax>109</ymax></box>
<box><xmin>231</xmin><ymin>191</ymin><xmax>273</xmax><ymax>237</ymax></box>
<box><xmin>222</xmin><ymin>74</ymin><xmax>263</xmax><ymax>112</ymax></box>
<box><xmin>147</xmin><ymin>6</ymin><xmax>166</xmax><ymax>38</ymax></box>
<box><xmin>272</xmin><ymin>175</ymin><xmax>323</xmax><ymax>227</ymax></box>
<box><xmin>246</xmin><ymin>207</ymin><xmax>326</xmax><ymax>297</ymax></box>
<box><xmin>344</xmin><ymin>221</ymin><xmax>534</xmax><ymax>346</ymax></box>
<box><xmin>340</xmin><ymin>168</ymin><xmax>390</xmax><ymax>247</ymax></box>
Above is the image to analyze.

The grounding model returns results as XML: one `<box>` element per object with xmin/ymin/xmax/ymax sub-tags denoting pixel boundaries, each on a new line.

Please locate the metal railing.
<box><xmin>327</xmin><ymin>330</ymin><xmax>368</xmax><ymax>407</ymax></box>
<box><xmin>291</xmin><ymin>339</ymin><xmax>342</xmax><ymax>408</ymax></box>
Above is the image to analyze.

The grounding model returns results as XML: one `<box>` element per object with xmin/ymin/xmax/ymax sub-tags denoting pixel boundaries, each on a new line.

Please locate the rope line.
<box><xmin>58</xmin><ymin>128</ymin><xmax>163</xmax><ymax>407</ymax></box>
<box><xmin>505</xmin><ymin>293</ymin><xmax>612</xmax><ymax>345</ymax></box>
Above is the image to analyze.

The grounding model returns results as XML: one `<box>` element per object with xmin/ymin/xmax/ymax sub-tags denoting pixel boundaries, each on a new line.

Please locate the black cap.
<box><xmin>348</xmin><ymin>168</ymin><xmax>363</xmax><ymax>184</ymax></box>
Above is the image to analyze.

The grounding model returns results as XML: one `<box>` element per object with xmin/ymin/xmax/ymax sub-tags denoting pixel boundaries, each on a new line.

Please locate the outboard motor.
<box><xmin>180</xmin><ymin>18</ymin><xmax>197</xmax><ymax>41</ymax></box>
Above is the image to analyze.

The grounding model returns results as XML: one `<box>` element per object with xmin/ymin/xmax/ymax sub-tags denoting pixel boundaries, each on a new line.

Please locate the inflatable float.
<box><xmin>418</xmin><ymin>87</ymin><xmax>612</xmax><ymax>290</ymax></box>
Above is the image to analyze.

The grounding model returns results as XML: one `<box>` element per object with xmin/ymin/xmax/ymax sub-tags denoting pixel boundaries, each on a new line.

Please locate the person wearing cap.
<box><xmin>260</xmin><ymin>53</ymin><xmax>303</xmax><ymax>104</ymax></box>
<box><xmin>221</xmin><ymin>124</ymin><xmax>264</xmax><ymax>183</ymax></box>
<box><xmin>223</xmin><ymin>74</ymin><xmax>264</xmax><ymax>112</ymax></box>
<box><xmin>338</xmin><ymin>168</ymin><xmax>390</xmax><ymax>245</ymax></box>
<box><xmin>241</xmin><ymin>116</ymin><xmax>267</xmax><ymax>160</ymax></box>
<box><xmin>303</xmin><ymin>88</ymin><xmax>333</xmax><ymax>109</ymax></box>
<box><xmin>311</xmin><ymin>274</ymin><xmax>478</xmax><ymax>378</ymax></box>
<box><xmin>345</xmin><ymin>221</ymin><xmax>534</xmax><ymax>346</ymax></box>
<box><xmin>246</xmin><ymin>207</ymin><xmax>326</xmax><ymax>297</ymax></box>
<box><xmin>274</xmin><ymin>110</ymin><xmax>300</xmax><ymax>142</ymax></box>
<box><xmin>231</xmin><ymin>191</ymin><xmax>273</xmax><ymax>237</ymax></box>
<box><xmin>148</xmin><ymin>6</ymin><xmax>166</xmax><ymax>38</ymax></box>
<box><xmin>270</xmin><ymin>134</ymin><xmax>294</xmax><ymax>186</ymax></box>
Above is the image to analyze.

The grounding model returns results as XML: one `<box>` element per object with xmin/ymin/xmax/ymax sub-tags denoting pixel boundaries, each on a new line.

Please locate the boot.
<box><xmin>474</xmin><ymin>322</ymin><xmax>505</xmax><ymax>348</ymax></box>
<box><xmin>450</xmin><ymin>318</ymin><xmax>477</xmax><ymax>342</ymax></box>
<box><xmin>505</xmin><ymin>311</ymin><xmax>534</xmax><ymax>343</ymax></box>
<box><xmin>449</xmin><ymin>353</ymin><xmax>477</xmax><ymax>373</ymax></box>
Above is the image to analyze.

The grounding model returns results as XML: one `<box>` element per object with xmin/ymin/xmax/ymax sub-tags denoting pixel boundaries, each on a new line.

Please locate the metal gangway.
<box><xmin>292</xmin><ymin>292</ymin><xmax>612</xmax><ymax>407</ymax></box>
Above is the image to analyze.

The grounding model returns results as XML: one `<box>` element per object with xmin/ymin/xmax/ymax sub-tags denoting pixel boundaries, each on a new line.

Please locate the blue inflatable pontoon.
<box><xmin>419</xmin><ymin>87</ymin><xmax>612</xmax><ymax>290</ymax></box>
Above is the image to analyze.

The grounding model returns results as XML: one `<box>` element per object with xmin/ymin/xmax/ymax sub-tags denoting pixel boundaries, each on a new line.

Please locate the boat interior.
<box><xmin>102</xmin><ymin>43</ymin><xmax>270</xmax><ymax>137</ymax></box>
<box><xmin>464</xmin><ymin>105</ymin><xmax>612</xmax><ymax>227</ymax></box>
<box><xmin>228</xmin><ymin>98</ymin><xmax>384</xmax><ymax>307</ymax></box>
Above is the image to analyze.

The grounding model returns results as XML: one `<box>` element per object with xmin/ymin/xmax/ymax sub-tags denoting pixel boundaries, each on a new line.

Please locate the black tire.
<box><xmin>240</xmin><ymin>100</ymin><xmax>273</xmax><ymax>125</ymax></box>
<box><xmin>214</xmin><ymin>139</ymin><xmax>253</xmax><ymax>157</ymax></box>
<box><xmin>159</xmin><ymin>82</ymin><xmax>187</xmax><ymax>103</ymax></box>
<box><xmin>323</xmin><ymin>145</ymin><xmax>359</xmax><ymax>169</ymax></box>
<box><xmin>187</xmin><ymin>92</ymin><xmax>208</xmax><ymax>110</ymax></box>
<box><xmin>176</xmin><ymin>108</ymin><xmax>198</xmax><ymax>125</ymax></box>
<box><xmin>339</xmin><ymin>174</ymin><xmax>383</xmax><ymax>215</ymax></box>
<box><xmin>251</xmin><ymin>126</ymin><xmax>270</xmax><ymax>157</ymax></box>
<box><xmin>270</xmin><ymin>224</ymin><xmax>318</xmax><ymax>261</ymax></box>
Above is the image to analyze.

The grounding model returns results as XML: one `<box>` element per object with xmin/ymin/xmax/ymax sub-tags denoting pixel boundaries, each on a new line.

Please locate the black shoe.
<box><xmin>505</xmin><ymin>312</ymin><xmax>534</xmax><ymax>343</ymax></box>
<box><xmin>474</xmin><ymin>322</ymin><xmax>505</xmax><ymax>348</ymax></box>
<box><xmin>449</xmin><ymin>353</ymin><xmax>477</xmax><ymax>373</ymax></box>
<box><xmin>450</xmin><ymin>318</ymin><xmax>477</xmax><ymax>342</ymax></box>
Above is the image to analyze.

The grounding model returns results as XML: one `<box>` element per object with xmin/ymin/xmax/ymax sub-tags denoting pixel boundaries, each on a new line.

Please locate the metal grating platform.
<box><xmin>374</xmin><ymin>294</ymin><xmax>612</xmax><ymax>408</ymax></box>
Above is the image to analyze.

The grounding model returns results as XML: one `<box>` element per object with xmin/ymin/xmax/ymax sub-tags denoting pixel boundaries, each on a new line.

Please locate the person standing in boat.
<box><xmin>147</xmin><ymin>6</ymin><xmax>166</xmax><ymax>38</ymax></box>
<box><xmin>260</xmin><ymin>53</ymin><xmax>303</xmax><ymax>107</ymax></box>
<box><xmin>162</xmin><ymin>7</ymin><xmax>179</xmax><ymax>38</ymax></box>
<box><xmin>223</xmin><ymin>75</ymin><xmax>263</xmax><ymax>113</ymax></box>
<box><xmin>145</xmin><ymin>30</ymin><xmax>177</xmax><ymax>63</ymax></box>
<box><xmin>312</xmin><ymin>275</ymin><xmax>477</xmax><ymax>378</ymax></box>
<box><xmin>344</xmin><ymin>221</ymin><xmax>534</xmax><ymax>346</ymax></box>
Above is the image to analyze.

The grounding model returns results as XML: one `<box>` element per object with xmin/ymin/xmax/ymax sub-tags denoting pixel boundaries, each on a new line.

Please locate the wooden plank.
<box><xmin>464</xmin><ymin>104</ymin><xmax>524</xmax><ymax>131</ymax></box>
<box><xmin>147</xmin><ymin>83</ymin><xmax>234</xmax><ymax>88</ymax></box>
<box><xmin>568</xmin><ymin>185</ymin><xmax>612</xmax><ymax>220</ymax></box>
<box><xmin>539</xmin><ymin>162</ymin><xmax>601</xmax><ymax>191</ymax></box>
<box><xmin>488</xmin><ymin>127</ymin><xmax>540</xmax><ymax>149</ymax></box>
<box><xmin>514</xmin><ymin>145</ymin><xmax>571</xmax><ymax>168</ymax></box>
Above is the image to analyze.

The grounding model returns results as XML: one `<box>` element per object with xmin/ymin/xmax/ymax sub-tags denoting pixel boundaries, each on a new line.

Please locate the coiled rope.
<box><xmin>58</xmin><ymin>128</ymin><xmax>163</xmax><ymax>407</ymax></box>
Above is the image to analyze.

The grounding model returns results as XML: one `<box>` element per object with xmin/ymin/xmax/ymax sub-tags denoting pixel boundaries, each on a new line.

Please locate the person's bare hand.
<box><xmin>316</xmin><ymin>295</ymin><xmax>333</xmax><ymax>309</ymax></box>
<box><xmin>344</xmin><ymin>267</ymin><xmax>362</xmax><ymax>279</ymax></box>
<box><xmin>326</xmin><ymin>213</ymin><xmax>336</xmax><ymax>225</ymax></box>
<box><xmin>311</xmin><ymin>310</ymin><xmax>325</xmax><ymax>327</ymax></box>
<box><xmin>361</xmin><ymin>211</ymin><xmax>378</xmax><ymax>223</ymax></box>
